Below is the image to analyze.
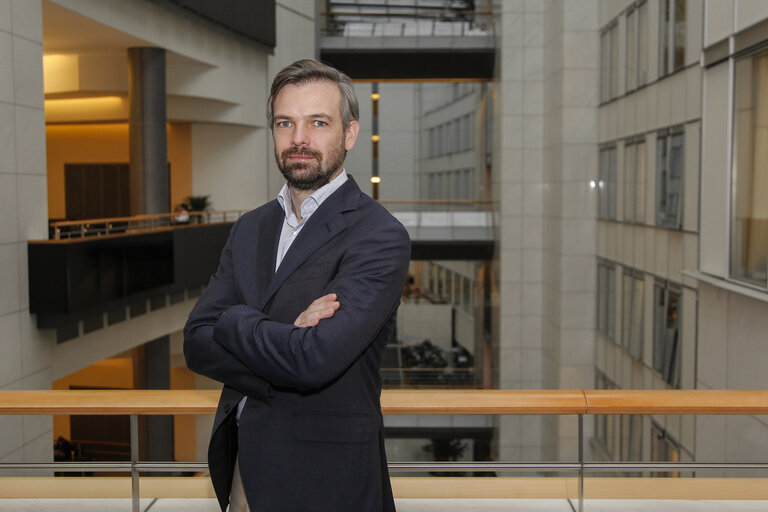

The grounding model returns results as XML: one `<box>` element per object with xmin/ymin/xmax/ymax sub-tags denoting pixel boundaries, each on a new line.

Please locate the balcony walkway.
<box><xmin>2</xmin><ymin>498</ymin><xmax>768</xmax><ymax>511</ymax></box>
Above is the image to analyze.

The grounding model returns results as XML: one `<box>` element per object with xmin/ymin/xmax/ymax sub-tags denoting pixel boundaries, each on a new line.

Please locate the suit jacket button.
<box><xmin>224</xmin><ymin>403</ymin><xmax>231</xmax><ymax>413</ymax></box>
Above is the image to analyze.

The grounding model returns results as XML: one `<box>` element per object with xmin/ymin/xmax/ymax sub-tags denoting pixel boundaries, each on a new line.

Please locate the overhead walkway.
<box><xmin>318</xmin><ymin>0</ymin><xmax>496</xmax><ymax>79</ymax></box>
<box><xmin>385</xmin><ymin>201</ymin><xmax>495</xmax><ymax>260</ymax></box>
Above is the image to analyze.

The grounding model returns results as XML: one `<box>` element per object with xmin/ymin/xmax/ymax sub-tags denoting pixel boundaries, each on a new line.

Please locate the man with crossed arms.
<box><xmin>184</xmin><ymin>59</ymin><xmax>410</xmax><ymax>511</ymax></box>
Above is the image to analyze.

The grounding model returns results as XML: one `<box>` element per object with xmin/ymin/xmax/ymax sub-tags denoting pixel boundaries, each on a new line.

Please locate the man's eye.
<box><xmin>313</xmin><ymin>120</ymin><xmax>327</xmax><ymax>127</ymax></box>
<box><xmin>277</xmin><ymin>121</ymin><xmax>291</xmax><ymax>128</ymax></box>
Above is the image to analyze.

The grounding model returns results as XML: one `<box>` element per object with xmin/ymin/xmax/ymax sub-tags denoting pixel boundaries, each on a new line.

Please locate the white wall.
<box><xmin>191</xmin><ymin>124</ymin><xmax>268</xmax><ymax>211</ymax></box>
<box><xmin>696</xmin><ymin>283</ymin><xmax>768</xmax><ymax>474</ymax></box>
<box><xmin>0</xmin><ymin>0</ymin><xmax>53</xmax><ymax>469</ymax></box>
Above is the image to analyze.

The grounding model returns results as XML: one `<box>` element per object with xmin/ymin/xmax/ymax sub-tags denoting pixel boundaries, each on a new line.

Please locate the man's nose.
<box><xmin>291</xmin><ymin>123</ymin><xmax>310</xmax><ymax>146</ymax></box>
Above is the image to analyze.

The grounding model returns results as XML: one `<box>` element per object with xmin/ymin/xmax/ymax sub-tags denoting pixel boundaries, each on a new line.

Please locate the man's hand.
<box><xmin>294</xmin><ymin>293</ymin><xmax>340</xmax><ymax>327</ymax></box>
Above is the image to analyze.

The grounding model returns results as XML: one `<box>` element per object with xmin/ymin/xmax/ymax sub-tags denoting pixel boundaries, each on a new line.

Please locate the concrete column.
<box><xmin>128</xmin><ymin>47</ymin><xmax>169</xmax><ymax>215</ymax></box>
<box><xmin>134</xmin><ymin>336</ymin><xmax>174</xmax><ymax>462</ymax></box>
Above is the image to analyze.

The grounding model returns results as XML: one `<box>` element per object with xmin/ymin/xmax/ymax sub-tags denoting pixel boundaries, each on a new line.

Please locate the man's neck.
<box><xmin>289</xmin><ymin>188</ymin><xmax>311</xmax><ymax>222</ymax></box>
<box><xmin>287</xmin><ymin>168</ymin><xmax>344</xmax><ymax>222</ymax></box>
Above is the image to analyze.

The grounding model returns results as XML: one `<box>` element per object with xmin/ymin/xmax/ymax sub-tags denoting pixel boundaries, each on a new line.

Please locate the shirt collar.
<box><xmin>276</xmin><ymin>170</ymin><xmax>348</xmax><ymax>227</ymax></box>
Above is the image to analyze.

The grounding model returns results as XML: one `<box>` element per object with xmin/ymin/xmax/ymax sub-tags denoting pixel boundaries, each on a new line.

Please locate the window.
<box><xmin>597</xmin><ymin>262</ymin><xmax>616</xmax><ymax>340</ymax></box>
<box><xmin>731</xmin><ymin>49</ymin><xmax>768</xmax><ymax>286</ymax></box>
<box><xmin>429</xmin><ymin>127</ymin><xmax>436</xmax><ymax>158</ymax></box>
<box><xmin>659</xmin><ymin>0</ymin><xmax>686</xmax><ymax>77</ymax></box>
<box><xmin>626</xmin><ymin>7</ymin><xmax>636</xmax><ymax>90</ymax></box>
<box><xmin>622</xmin><ymin>271</ymin><xmax>644</xmax><ymax>360</ymax></box>
<box><xmin>623</xmin><ymin>139</ymin><xmax>646</xmax><ymax>223</ymax></box>
<box><xmin>626</xmin><ymin>2</ymin><xmax>648</xmax><ymax>91</ymax></box>
<box><xmin>599</xmin><ymin>146</ymin><xmax>618</xmax><ymax>220</ymax></box>
<box><xmin>653</xmin><ymin>282</ymin><xmax>681</xmax><ymax>388</ymax></box>
<box><xmin>462</xmin><ymin>277</ymin><xmax>473</xmax><ymax>313</ymax></box>
<box><xmin>461</xmin><ymin>114</ymin><xmax>471</xmax><ymax>151</ymax></box>
<box><xmin>656</xmin><ymin>128</ymin><xmax>684</xmax><ymax>229</ymax></box>
<box><xmin>453</xmin><ymin>119</ymin><xmax>461</xmax><ymax>154</ymax></box>
<box><xmin>651</xmin><ymin>423</ymin><xmax>681</xmax><ymax>477</ymax></box>
<box><xmin>453</xmin><ymin>273</ymin><xmax>461</xmax><ymax>306</ymax></box>
<box><xmin>637</xmin><ymin>1</ymin><xmax>648</xmax><ymax>85</ymax></box>
<box><xmin>600</xmin><ymin>22</ymin><xmax>619</xmax><ymax>102</ymax></box>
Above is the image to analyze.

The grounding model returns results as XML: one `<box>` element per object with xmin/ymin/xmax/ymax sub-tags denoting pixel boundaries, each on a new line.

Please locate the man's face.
<box><xmin>272</xmin><ymin>80</ymin><xmax>359</xmax><ymax>191</ymax></box>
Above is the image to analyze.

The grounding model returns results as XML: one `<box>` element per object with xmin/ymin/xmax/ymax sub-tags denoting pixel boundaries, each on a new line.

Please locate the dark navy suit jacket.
<box><xmin>184</xmin><ymin>176</ymin><xmax>410</xmax><ymax>511</ymax></box>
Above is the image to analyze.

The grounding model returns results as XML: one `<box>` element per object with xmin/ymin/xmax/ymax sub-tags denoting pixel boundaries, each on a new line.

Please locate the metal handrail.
<box><xmin>1</xmin><ymin>389</ymin><xmax>768</xmax><ymax>512</ymax></box>
<box><xmin>48</xmin><ymin>210</ymin><xmax>249</xmax><ymax>240</ymax></box>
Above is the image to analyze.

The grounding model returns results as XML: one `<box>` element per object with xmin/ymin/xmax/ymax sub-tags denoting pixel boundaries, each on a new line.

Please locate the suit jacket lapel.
<box><xmin>249</xmin><ymin>201</ymin><xmax>282</xmax><ymax>309</ymax></box>
<box><xmin>260</xmin><ymin>177</ymin><xmax>360</xmax><ymax>310</ymax></box>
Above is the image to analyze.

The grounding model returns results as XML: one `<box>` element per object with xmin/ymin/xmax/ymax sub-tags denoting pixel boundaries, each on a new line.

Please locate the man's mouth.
<box><xmin>283</xmin><ymin>147</ymin><xmax>321</xmax><ymax>163</ymax></box>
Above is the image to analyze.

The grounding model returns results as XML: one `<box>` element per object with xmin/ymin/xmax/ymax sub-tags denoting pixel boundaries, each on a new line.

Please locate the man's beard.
<box><xmin>277</xmin><ymin>141</ymin><xmax>346</xmax><ymax>192</ymax></box>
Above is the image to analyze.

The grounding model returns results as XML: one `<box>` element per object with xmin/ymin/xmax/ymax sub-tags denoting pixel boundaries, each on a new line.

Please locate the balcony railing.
<box><xmin>48</xmin><ymin>210</ymin><xmax>249</xmax><ymax>240</ymax></box>
<box><xmin>2</xmin><ymin>390</ymin><xmax>768</xmax><ymax>511</ymax></box>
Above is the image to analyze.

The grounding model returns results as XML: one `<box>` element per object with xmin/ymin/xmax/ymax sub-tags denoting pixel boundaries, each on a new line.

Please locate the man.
<box><xmin>184</xmin><ymin>59</ymin><xmax>410</xmax><ymax>512</ymax></box>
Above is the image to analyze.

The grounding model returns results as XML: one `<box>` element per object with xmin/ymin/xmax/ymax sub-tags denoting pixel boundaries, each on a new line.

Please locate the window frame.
<box><xmin>623</xmin><ymin>137</ymin><xmax>646</xmax><ymax>224</ymax></box>
<box><xmin>597</xmin><ymin>261</ymin><xmax>616</xmax><ymax>341</ymax></box>
<box><xmin>659</xmin><ymin>0</ymin><xmax>686</xmax><ymax>77</ymax></box>
<box><xmin>626</xmin><ymin>6</ymin><xmax>637</xmax><ymax>91</ymax></box>
<box><xmin>599</xmin><ymin>145</ymin><xmax>618</xmax><ymax>220</ymax></box>
<box><xmin>655</xmin><ymin>127</ymin><xmax>684</xmax><ymax>229</ymax></box>
<box><xmin>652</xmin><ymin>281</ymin><xmax>681</xmax><ymax>388</ymax></box>
<box><xmin>729</xmin><ymin>48</ymin><xmax>768</xmax><ymax>287</ymax></box>
<box><xmin>621</xmin><ymin>269</ymin><xmax>644</xmax><ymax>361</ymax></box>
<box><xmin>600</xmin><ymin>21</ymin><xmax>619</xmax><ymax>103</ymax></box>
<box><xmin>625</xmin><ymin>1</ymin><xmax>649</xmax><ymax>92</ymax></box>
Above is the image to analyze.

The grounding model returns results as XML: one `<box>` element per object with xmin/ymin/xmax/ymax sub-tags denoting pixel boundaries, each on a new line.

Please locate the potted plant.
<box><xmin>185</xmin><ymin>195</ymin><xmax>211</xmax><ymax>223</ymax></box>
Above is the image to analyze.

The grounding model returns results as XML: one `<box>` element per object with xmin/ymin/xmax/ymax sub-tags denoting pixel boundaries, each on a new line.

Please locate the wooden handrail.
<box><xmin>1</xmin><ymin>389</ymin><xmax>767</xmax><ymax>416</ymax></box>
<box><xmin>583</xmin><ymin>389</ymin><xmax>768</xmax><ymax>415</ymax></box>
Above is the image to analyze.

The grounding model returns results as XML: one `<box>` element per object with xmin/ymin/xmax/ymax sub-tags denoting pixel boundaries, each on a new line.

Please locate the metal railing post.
<box><xmin>578</xmin><ymin>413</ymin><xmax>584</xmax><ymax>512</ymax></box>
<box><xmin>130</xmin><ymin>414</ymin><xmax>140</xmax><ymax>512</ymax></box>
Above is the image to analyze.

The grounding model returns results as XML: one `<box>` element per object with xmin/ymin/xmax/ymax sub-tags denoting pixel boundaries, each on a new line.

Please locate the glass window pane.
<box><xmin>607</xmin><ymin>266</ymin><xmax>616</xmax><ymax>340</ymax></box>
<box><xmin>626</xmin><ymin>9</ymin><xmax>637</xmax><ymax>90</ymax></box>
<box><xmin>667</xmin><ymin>132</ymin><xmax>684</xmax><ymax>228</ymax></box>
<box><xmin>653</xmin><ymin>284</ymin><xmax>666</xmax><ymax>374</ymax></box>
<box><xmin>610</xmin><ymin>24</ymin><xmax>619</xmax><ymax>98</ymax></box>
<box><xmin>638</xmin><ymin>2</ymin><xmax>648</xmax><ymax>85</ymax></box>
<box><xmin>601</xmin><ymin>31</ymin><xmax>610</xmax><ymax>102</ymax></box>
<box><xmin>624</xmin><ymin>143</ymin><xmax>636</xmax><ymax>222</ymax></box>
<box><xmin>636</xmin><ymin>140</ymin><xmax>646</xmax><ymax>222</ymax></box>
<box><xmin>731</xmin><ymin>51</ymin><xmax>768</xmax><ymax>285</ymax></box>
<box><xmin>630</xmin><ymin>277</ymin><xmax>644</xmax><ymax>359</ymax></box>
<box><xmin>673</xmin><ymin>0</ymin><xmax>686</xmax><ymax>71</ymax></box>
<box><xmin>598</xmin><ymin>264</ymin><xmax>607</xmax><ymax>334</ymax></box>
<box><xmin>622</xmin><ymin>274</ymin><xmax>633</xmax><ymax>349</ymax></box>
<box><xmin>659</xmin><ymin>0</ymin><xmax>670</xmax><ymax>76</ymax></box>
<box><xmin>599</xmin><ymin>149</ymin><xmax>608</xmax><ymax>219</ymax></box>
<box><xmin>609</xmin><ymin>147</ymin><xmax>618</xmax><ymax>220</ymax></box>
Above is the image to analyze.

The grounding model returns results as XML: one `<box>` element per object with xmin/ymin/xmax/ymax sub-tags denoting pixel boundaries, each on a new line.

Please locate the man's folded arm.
<box><xmin>183</xmin><ymin>225</ymin><xmax>272</xmax><ymax>398</ymax></box>
<box><xmin>213</xmin><ymin>221</ymin><xmax>411</xmax><ymax>391</ymax></box>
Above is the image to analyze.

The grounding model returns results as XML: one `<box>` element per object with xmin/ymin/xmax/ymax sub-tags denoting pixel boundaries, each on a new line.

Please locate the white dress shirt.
<box><xmin>237</xmin><ymin>170</ymin><xmax>349</xmax><ymax>421</ymax></box>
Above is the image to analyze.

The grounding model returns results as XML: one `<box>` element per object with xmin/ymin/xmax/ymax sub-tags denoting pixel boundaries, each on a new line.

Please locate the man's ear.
<box><xmin>344</xmin><ymin>120</ymin><xmax>360</xmax><ymax>151</ymax></box>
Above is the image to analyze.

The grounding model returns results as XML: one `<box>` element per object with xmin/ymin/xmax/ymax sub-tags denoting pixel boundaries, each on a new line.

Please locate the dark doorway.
<box><xmin>65</xmin><ymin>163</ymin><xmax>130</xmax><ymax>220</ymax></box>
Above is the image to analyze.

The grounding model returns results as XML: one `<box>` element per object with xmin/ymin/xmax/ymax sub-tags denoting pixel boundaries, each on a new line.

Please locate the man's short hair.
<box><xmin>267</xmin><ymin>59</ymin><xmax>359</xmax><ymax>132</ymax></box>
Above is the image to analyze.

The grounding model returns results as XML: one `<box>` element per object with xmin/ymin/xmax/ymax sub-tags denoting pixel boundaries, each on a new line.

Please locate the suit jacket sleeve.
<box><xmin>183</xmin><ymin>219</ymin><xmax>272</xmax><ymax>398</ymax></box>
<box><xmin>213</xmin><ymin>218</ymin><xmax>410</xmax><ymax>391</ymax></box>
